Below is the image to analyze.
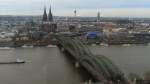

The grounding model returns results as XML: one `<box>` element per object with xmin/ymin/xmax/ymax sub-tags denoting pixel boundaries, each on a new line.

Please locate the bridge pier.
<box><xmin>56</xmin><ymin>35</ymin><xmax>130</xmax><ymax>84</ymax></box>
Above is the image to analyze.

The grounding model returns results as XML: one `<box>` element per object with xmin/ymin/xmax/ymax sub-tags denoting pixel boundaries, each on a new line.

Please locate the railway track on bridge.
<box><xmin>56</xmin><ymin>35</ymin><xmax>131</xmax><ymax>84</ymax></box>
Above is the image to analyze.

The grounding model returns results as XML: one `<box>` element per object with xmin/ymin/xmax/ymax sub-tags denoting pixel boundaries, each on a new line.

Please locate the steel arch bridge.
<box><xmin>56</xmin><ymin>35</ymin><xmax>130</xmax><ymax>84</ymax></box>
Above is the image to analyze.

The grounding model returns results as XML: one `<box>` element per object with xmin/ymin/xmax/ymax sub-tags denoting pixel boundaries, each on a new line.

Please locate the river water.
<box><xmin>0</xmin><ymin>45</ymin><xmax>149</xmax><ymax>84</ymax></box>
<box><xmin>0</xmin><ymin>47</ymin><xmax>90</xmax><ymax>84</ymax></box>
<box><xmin>90</xmin><ymin>45</ymin><xmax>150</xmax><ymax>79</ymax></box>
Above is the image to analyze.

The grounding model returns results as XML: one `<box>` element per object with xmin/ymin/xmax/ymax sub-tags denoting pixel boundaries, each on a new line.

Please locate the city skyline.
<box><xmin>1</xmin><ymin>0</ymin><xmax>150</xmax><ymax>17</ymax></box>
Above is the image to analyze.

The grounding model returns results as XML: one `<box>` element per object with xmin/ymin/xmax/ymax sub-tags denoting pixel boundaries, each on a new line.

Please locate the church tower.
<box><xmin>42</xmin><ymin>7</ymin><xmax>48</xmax><ymax>21</ymax></box>
<box><xmin>48</xmin><ymin>5</ymin><xmax>53</xmax><ymax>22</ymax></box>
<box><xmin>40</xmin><ymin>4</ymin><xmax>57</xmax><ymax>33</ymax></box>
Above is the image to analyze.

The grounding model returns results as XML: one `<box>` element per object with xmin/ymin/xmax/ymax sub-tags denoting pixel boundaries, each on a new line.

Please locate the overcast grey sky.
<box><xmin>0</xmin><ymin>0</ymin><xmax>150</xmax><ymax>17</ymax></box>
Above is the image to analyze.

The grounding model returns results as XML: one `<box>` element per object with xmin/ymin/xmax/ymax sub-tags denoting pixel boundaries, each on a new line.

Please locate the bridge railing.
<box><xmin>56</xmin><ymin>35</ymin><xmax>129</xmax><ymax>84</ymax></box>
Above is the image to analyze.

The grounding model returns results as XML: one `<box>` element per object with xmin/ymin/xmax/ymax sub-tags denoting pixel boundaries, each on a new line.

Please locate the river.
<box><xmin>0</xmin><ymin>45</ymin><xmax>149</xmax><ymax>84</ymax></box>
<box><xmin>0</xmin><ymin>47</ymin><xmax>90</xmax><ymax>84</ymax></box>
<box><xmin>90</xmin><ymin>45</ymin><xmax>150</xmax><ymax>79</ymax></box>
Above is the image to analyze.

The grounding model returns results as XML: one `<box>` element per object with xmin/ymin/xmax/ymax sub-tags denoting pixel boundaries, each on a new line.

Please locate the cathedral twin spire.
<box><xmin>42</xmin><ymin>5</ymin><xmax>53</xmax><ymax>22</ymax></box>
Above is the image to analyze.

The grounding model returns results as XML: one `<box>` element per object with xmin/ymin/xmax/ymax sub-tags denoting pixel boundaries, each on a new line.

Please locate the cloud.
<box><xmin>52</xmin><ymin>0</ymin><xmax>150</xmax><ymax>9</ymax></box>
<box><xmin>0</xmin><ymin>0</ymin><xmax>149</xmax><ymax>17</ymax></box>
<box><xmin>54</xmin><ymin>8</ymin><xmax>150</xmax><ymax>17</ymax></box>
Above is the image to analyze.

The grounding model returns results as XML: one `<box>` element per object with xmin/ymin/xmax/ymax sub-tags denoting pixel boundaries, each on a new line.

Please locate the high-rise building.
<box><xmin>97</xmin><ymin>11</ymin><xmax>100</xmax><ymax>22</ymax></box>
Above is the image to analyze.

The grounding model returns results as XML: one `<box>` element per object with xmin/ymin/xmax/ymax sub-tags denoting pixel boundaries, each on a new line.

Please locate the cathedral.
<box><xmin>42</xmin><ymin>6</ymin><xmax>53</xmax><ymax>22</ymax></box>
<box><xmin>40</xmin><ymin>5</ymin><xmax>57</xmax><ymax>33</ymax></box>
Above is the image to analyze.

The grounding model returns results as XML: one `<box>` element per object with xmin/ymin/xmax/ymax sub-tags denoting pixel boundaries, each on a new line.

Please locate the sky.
<box><xmin>1</xmin><ymin>0</ymin><xmax>150</xmax><ymax>17</ymax></box>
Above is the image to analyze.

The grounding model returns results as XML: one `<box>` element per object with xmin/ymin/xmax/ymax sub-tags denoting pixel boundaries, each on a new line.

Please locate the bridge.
<box><xmin>56</xmin><ymin>34</ymin><xmax>130</xmax><ymax>84</ymax></box>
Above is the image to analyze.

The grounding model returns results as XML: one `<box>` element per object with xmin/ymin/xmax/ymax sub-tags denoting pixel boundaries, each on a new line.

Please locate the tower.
<box><xmin>40</xmin><ymin>1</ymin><xmax>57</xmax><ymax>33</ymax></box>
<box><xmin>74</xmin><ymin>9</ymin><xmax>77</xmax><ymax>17</ymax></box>
<box><xmin>48</xmin><ymin>5</ymin><xmax>53</xmax><ymax>22</ymax></box>
<box><xmin>42</xmin><ymin>7</ymin><xmax>48</xmax><ymax>21</ymax></box>
<box><xmin>97</xmin><ymin>11</ymin><xmax>100</xmax><ymax>22</ymax></box>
